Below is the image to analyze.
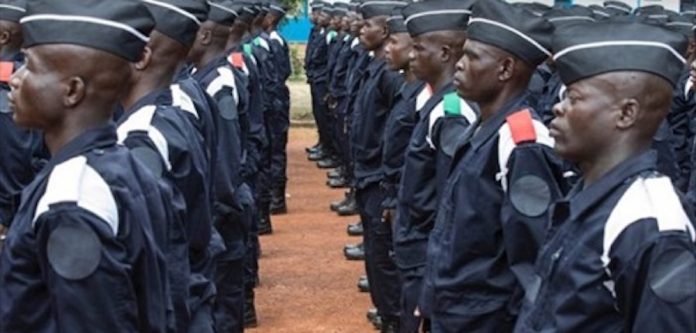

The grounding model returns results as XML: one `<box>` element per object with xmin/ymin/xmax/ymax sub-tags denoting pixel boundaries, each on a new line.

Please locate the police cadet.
<box><xmin>0</xmin><ymin>0</ymin><xmax>171</xmax><ymax>331</ymax></box>
<box><xmin>515</xmin><ymin>20</ymin><xmax>696</xmax><ymax>333</ymax></box>
<box><xmin>188</xmin><ymin>1</ymin><xmax>255</xmax><ymax>331</ymax></box>
<box><xmin>350</xmin><ymin>1</ymin><xmax>406</xmax><ymax>331</ymax></box>
<box><xmin>326</xmin><ymin>1</ymin><xmax>357</xmax><ymax>190</ymax></box>
<box><xmin>0</xmin><ymin>0</ymin><xmax>44</xmax><ymax>236</ymax></box>
<box><xmin>381</xmin><ymin>8</ymin><xmax>427</xmax><ymax>333</ymax></box>
<box><xmin>424</xmin><ymin>0</ymin><xmax>571</xmax><ymax>331</ymax></box>
<box><xmin>394</xmin><ymin>0</ymin><xmax>477</xmax><ymax>328</ymax></box>
<box><xmin>264</xmin><ymin>0</ymin><xmax>292</xmax><ymax>214</ymax></box>
<box><xmin>305</xmin><ymin>0</ymin><xmax>327</xmax><ymax>155</ymax></box>
<box><xmin>116</xmin><ymin>1</ymin><xmax>212</xmax><ymax>332</ymax></box>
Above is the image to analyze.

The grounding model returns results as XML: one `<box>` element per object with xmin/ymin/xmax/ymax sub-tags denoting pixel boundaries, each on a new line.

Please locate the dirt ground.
<box><xmin>247</xmin><ymin>127</ymin><xmax>375</xmax><ymax>333</ymax></box>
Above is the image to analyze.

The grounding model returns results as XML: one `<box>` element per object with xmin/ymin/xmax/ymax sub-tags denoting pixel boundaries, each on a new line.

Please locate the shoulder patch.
<box><xmin>506</xmin><ymin>109</ymin><xmax>537</xmax><ymax>144</ymax></box>
<box><xmin>426</xmin><ymin>93</ymin><xmax>477</xmax><ymax>149</ymax></box>
<box><xmin>270</xmin><ymin>31</ymin><xmax>285</xmax><ymax>46</ymax></box>
<box><xmin>0</xmin><ymin>61</ymin><xmax>13</xmax><ymax>82</ymax></box>
<box><xmin>415</xmin><ymin>85</ymin><xmax>433</xmax><ymax>112</ymax></box>
<box><xmin>685</xmin><ymin>79</ymin><xmax>693</xmax><ymax>99</ymax></box>
<box><xmin>243</xmin><ymin>43</ymin><xmax>253</xmax><ymax>57</ymax></box>
<box><xmin>34</xmin><ymin>156</ymin><xmax>119</xmax><ymax>235</ymax></box>
<box><xmin>603</xmin><ymin>176</ymin><xmax>696</xmax><ymax>270</ymax></box>
<box><xmin>206</xmin><ymin>66</ymin><xmax>239</xmax><ymax>104</ymax></box>
<box><xmin>47</xmin><ymin>221</ymin><xmax>102</xmax><ymax>280</ymax></box>
<box><xmin>170</xmin><ymin>84</ymin><xmax>198</xmax><ymax>119</ymax></box>
<box><xmin>116</xmin><ymin>105</ymin><xmax>173</xmax><ymax>172</ymax></box>
<box><xmin>228</xmin><ymin>52</ymin><xmax>246</xmax><ymax>70</ymax></box>
<box><xmin>649</xmin><ymin>248</ymin><xmax>696</xmax><ymax>303</ymax></box>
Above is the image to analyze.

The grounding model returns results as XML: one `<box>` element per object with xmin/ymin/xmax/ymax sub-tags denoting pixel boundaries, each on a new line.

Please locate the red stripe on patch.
<box><xmin>228</xmin><ymin>52</ymin><xmax>245</xmax><ymax>69</ymax></box>
<box><xmin>0</xmin><ymin>62</ymin><xmax>13</xmax><ymax>83</ymax></box>
<box><xmin>506</xmin><ymin>109</ymin><xmax>537</xmax><ymax>144</ymax></box>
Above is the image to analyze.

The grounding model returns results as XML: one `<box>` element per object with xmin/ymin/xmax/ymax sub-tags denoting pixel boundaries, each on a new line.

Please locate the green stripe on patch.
<box><xmin>443</xmin><ymin>93</ymin><xmax>461</xmax><ymax>117</ymax></box>
<box><xmin>328</xmin><ymin>30</ymin><xmax>337</xmax><ymax>41</ymax></box>
<box><xmin>243</xmin><ymin>44</ymin><xmax>253</xmax><ymax>56</ymax></box>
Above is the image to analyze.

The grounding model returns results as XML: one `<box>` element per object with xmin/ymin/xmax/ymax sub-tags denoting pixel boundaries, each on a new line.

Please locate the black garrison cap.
<box><xmin>268</xmin><ymin>0</ymin><xmax>287</xmax><ymax>16</ymax></box>
<box><xmin>515</xmin><ymin>2</ymin><xmax>552</xmax><ymax>17</ymax></box>
<box><xmin>233</xmin><ymin>0</ymin><xmax>256</xmax><ymax>24</ymax></box>
<box><xmin>208</xmin><ymin>0</ymin><xmax>238</xmax><ymax>25</ymax></box>
<box><xmin>467</xmin><ymin>0</ymin><xmax>553</xmax><ymax>66</ymax></box>
<box><xmin>588</xmin><ymin>5</ymin><xmax>612</xmax><ymax>19</ymax></box>
<box><xmin>361</xmin><ymin>1</ymin><xmax>406</xmax><ymax>19</ymax></box>
<box><xmin>331</xmin><ymin>2</ymin><xmax>350</xmax><ymax>17</ymax></box>
<box><xmin>387</xmin><ymin>6</ymin><xmax>406</xmax><ymax>33</ymax></box>
<box><xmin>142</xmin><ymin>0</ymin><xmax>208</xmax><ymax>47</ymax></box>
<box><xmin>603</xmin><ymin>1</ymin><xmax>632</xmax><ymax>16</ymax></box>
<box><xmin>682</xmin><ymin>3</ymin><xmax>696</xmax><ymax>16</ymax></box>
<box><xmin>0</xmin><ymin>0</ymin><xmax>25</xmax><ymax>22</ymax></box>
<box><xmin>311</xmin><ymin>0</ymin><xmax>326</xmax><ymax>10</ymax></box>
<box><xmin>544</xmin><ymin>5</ymin><xmax>596</xmax><ymax>28</ymax></box>
<box><xmin>552</xmin><ymin>21</ymin><xmax>687</xmax><ymax>87</ymax></box>
<box><xmin>664</xmin><ymin>13</ymin><xmax>694</xmax><ymax>38</ymax></box>
<box><xmin>21</xmin><ymin>0</ymin><xmax>155</xmax><ymax>62</ymax></box>
<box><xmin>402</xmin><ymin>0</ymin><xmax>474</xmax><ymax>37</ymax></box>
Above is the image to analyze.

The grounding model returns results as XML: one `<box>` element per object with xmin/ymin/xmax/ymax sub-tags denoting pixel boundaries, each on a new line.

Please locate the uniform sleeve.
<box><xmin>501</xmin><ymin>144</ymin><xmax>568</xmax><ymax>293</ymax></box>
<box><xmin>35</xmin><ymin>207</ymin><xmax>168</xmax><ymax>332</ymax></box>
<box><xmin>668</xmin><ymin>77</ymin><xmax>695</xmax><ymax>191</ymax></box>
<box><xmin>243</xmin><ymin>60</ymin><xmax>269</xmax><ymax>178</ymax></box>
<box><xmin>612</xmin><ymin>232</ymin><xmax>696</xmax><ymax>333</ymax></box>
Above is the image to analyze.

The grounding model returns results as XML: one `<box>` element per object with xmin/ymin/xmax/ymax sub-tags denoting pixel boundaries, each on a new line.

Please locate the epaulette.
<box><xmin>506</xmin><ymin>109</ymin><xmax>537</xmax><ymax>144</ymax></box>
<box><xmin>0</xmin><ymin>61</ymin><xmax>13</xmax><ymax>83</ymax></box>
<box><xmin>243</xmin><ymin>43</ymin><xmax>253</xmax><ymax>56</ymax></box>
<box><xmin>443</xmin><ymin>92</ymin><xmax>461</xmax><ymax>117</ymax></box>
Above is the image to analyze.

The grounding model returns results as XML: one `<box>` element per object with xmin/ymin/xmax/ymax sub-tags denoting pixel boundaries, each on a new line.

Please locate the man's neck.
<box><xmin>428</xmin><ymin>65</ymin><xmax>455</xmax><ymax>92</ymax></box>
<box><xmin>579</xmin><ymin>143</ymin><xmax>648</xmax><ymax>188</ymax></box>
<box><xmin>478</xmin><ymin>84</ymin><xmax>526</xmax><ymax>123</ymax></box>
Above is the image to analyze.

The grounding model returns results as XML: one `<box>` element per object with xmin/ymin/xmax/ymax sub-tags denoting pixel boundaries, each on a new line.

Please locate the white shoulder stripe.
<box><xmin>34</xmin><ymin>156</ymin><xmax>119</xmax><ymax>235</ymax></box>
<box><xmin>426</xmin><ymin>98</ymin><xmax>477</xmax><ymax>149</ymax></box>
<box><xmin>603</xmin><ymin>176</ymin><xmax>696</xmax><ymax>270</ymax></box>
<box><xmin>116</xmin><ymin>105</ymin><xmax>172</xmax><ymax>171</ymax></box>
<box><xmin>496</xmin><ymin>118</ymin><xmax>554</xmax><ymax>192</ymax></box>
<box><xmin>170</xmin><ymin>84</ymin><xmax>199</xmax><ymax>119</ymax></box>
<box><xmin>270</xmin><ymin>31</ymin><xmax>285</xmax><ymax>46</ymax></box>
<box><xmin>415</xmin><ymin>86</ymin><xmax>432</xmax><ymax>112</ymax></box>
<box><xmin>685</xmin><ymin>79</ymin><xmax>693</xmax><ymax>99</ymax></box>
<box><xmin>206</xmin><ymin>67</ymin><xmax>239</xmax><ymax>104</ymax></box>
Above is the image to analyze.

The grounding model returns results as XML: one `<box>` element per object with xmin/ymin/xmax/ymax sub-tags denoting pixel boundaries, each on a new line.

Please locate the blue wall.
<box><xmin>279</xmin><ymin>0</ymin><xmax>312</xmax><ymax>43</ymax></box>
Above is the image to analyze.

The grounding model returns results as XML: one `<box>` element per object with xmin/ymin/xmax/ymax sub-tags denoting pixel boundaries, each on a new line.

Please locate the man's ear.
<box><xmin>200</xmin><ymin>28</ymin><xmax>213</xmax><ymax>46</ymax></box>
<box><xmin>63</xmin><ymin>76</ymin><xmax>86</xmax><ymax>108</ymax></box>
<box><xmin>616</xmin><ymin>98</ymin><xmax>640</xmax><ymax>129</ymax></box>
<box><xmin>498</xmin><ymin>56</ymin><xmax>515</xmax><ymax>82</ymax></box>
<box><xmin>133</xmin><ymin>46</ymin><xmax>153</xmax><ymax>71</ymax></box>
<box><xmin>0</xmin><ymin>30</ymin><xmax>10</xmax><ymax>46</ymax></box>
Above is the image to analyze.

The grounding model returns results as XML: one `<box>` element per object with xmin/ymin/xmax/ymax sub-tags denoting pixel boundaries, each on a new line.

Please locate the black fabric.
<box><xmin>0</xmin><ymin>0</ymin><xmax>25</xmax><ymax>22</ymax></box>
<box><xmin>143</xmin><ymin>0</ymin><xmax>208</xmax><ymax>47</ymax></box>
<box><xmin>208</xmin><ymin>0</ymin><xmax>238</xmax><ymax>25</ymax></box>
<box><xmin>386</xmin><ymin>6</ymin><xmax>406</xmax><ymax>33</ymax></box>
<box><xmin>22</xmin><ymin>0</ymin><xmax>155</xmax><ymax>61</ymax></box>
<box><xmin>468</xmin><ymin>0</ymin><xmax>553</xmax><ymax>67</ymax></box>
<box><xmin>402</xmin><ymin>0</ymin><xmax>474</xmax><ymax>36</ymax></box>
<box><xmin>361</xmin><ymin>0</ymin><xmax>406</xmax><ymax>19</ymax></box>
<box><xmin>553</xmin><ymin>21</ymin><xmax>688</xmax><ymax>87</ymax></box>
<box><xmin>544</xmin><ymin>5</ymin><xmax>596</xmax><ymax>28</ymax></box>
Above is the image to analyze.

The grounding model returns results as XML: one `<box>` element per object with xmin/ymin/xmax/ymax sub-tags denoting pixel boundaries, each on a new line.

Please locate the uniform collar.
<box><xmin>121</xmin><ymin>88</ymin><xmax>168</xmax><ymax>119</ymax></box>
<box><xmin>567</xmin><ymin>150</ymin><xmax>659</xmax><ymax>221</ymax></box>
<box><xmin>400</xmin><ymin>80</ymin><xmax>425</xmax><ymax>99</ymax></box>
<box><xmin>470</xmin><ymin>92</ymin><xmax>531</xmax><ymax>151</ymax></box>
<box><xmin>45</xmin><ymin>124</ymin><xmax>117</xmax><ymax>172</ymax></box>
<box><xmin>366</xmin><ymin>57</ymin><xmax>387</xmax><ymax>75</ymax></box>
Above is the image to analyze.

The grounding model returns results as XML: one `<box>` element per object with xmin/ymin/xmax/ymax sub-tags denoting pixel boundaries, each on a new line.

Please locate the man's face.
<box><xmin>342</xmin><ymin>16</ymin><xmax>351</xmax><ymax>32</ymax></box>
<box><xmin>9</xmin><ymin>45</ymin><xmax>65</xmax><ymax>129</ymax></box>
<box><xmin>385</xmin><ymin>32</ymin><xmax>412</xmax><ymax>71</ymax></box>
<box><xmin>350</xmin><ymin>14</ymin><xmax>363</xmax><ymax>36</ymax></box>
<box><xmin>318</xmin><ymin>11</ymin><xmax>330</xmax><ymax>26</ymax></box>
<box><xmin>549</xmin><ymin>75</ymin><xmax>617</xmax><ymax>162</ymax></box>
<box><xmin>453</xmin><ymin>40</ymin><xmax>502</xmax><ymax>103</ymax></box>
<box><xmin>409</xmin><ymin>34</ymin><xmax>442</xmax><ymax>83</ymax></box>
<box><xmin>359</xmin><ymin>16</ymin><xmax>385</xmax><ymax>51</ymax></box>
<box><xmin>329</xmin><ymin>15</ymin><xmax>340</xmax><ymax>30</ymax></box>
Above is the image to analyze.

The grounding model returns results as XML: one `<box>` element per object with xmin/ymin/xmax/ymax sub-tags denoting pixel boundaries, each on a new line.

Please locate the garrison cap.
<box><xmin>588</xmin><ymin>4</ymin><xmax>612</xmax><ymax>19</ymax></box>
<box><xmin>256</xmin><ymin>0</ymin><xmax>270</xmax><ymax>15</ymax></box>
<box><xmin>468</xmin><ymin>0</ymin><xmax>553</xmax><ymax>66</ymax></box>
<box><xmin>268</xmin><ymin>0</ymin><xmax>287</xmax><ymax>16</ymax></box>
<box><xmin>311</xmin><ymin>0</ymin><xmax>326</xmax><ymax>10</ymax></box>
<box><xmin>331</xmin><ymin>2</ymin><xmax>350</xmax><ymax>17</ymax></box>
<box><xmin>682</xmin><ymin>3</ymin><xmax>696</xmax><ymax>16</ymax></box>
<box><xmin>387</xmin><ymin>6</ymin><xmax>406</xmax><ymax>33</ymax></box>
<box><xmin>664</xmin><ymin>13</ymin><xmax>694</xmax><ymax>38</ymax></box>
<box><xmin>603</xmin><ymin>1</ymin><xmax>632</xmax><ymax>16</ymax></box>
<box><xmin>208</xmin><ymin>0</ymin><xmax>238</xmax><ymax>25</ymax></box>
<box><xmin>233</xmin><ymin>0</ymin><xmax>255</xmax><ymax>24</ymax></box>
<box><xmin>552</xmin><ymin>21</ymin><xmax>687</xmax><ymax>87</ymax></box>
<box><xmin>402</xmin><ymin>0</ymin><xmax>474</xmax><ymax>37</ymax></box>
<box><xmin>21</xmin><ymin>0</ymin><xmax>154</xmax><ymax>62</ymax></box>
<box><xmin>361</xmin><ymin>1</ymin><xmax>406</xmax><ymax>19</ymax></box>
<box><xmin>142</xmin><ymin>0</ymin><xmax>208</xmax><ymax>47</ymax></box>
<box><xmin>544</xmin><ymin>5</ymin><xmax>595</xmax><ymax>28</ymax></box>
<box><xmin>0</xmin><ymin>0</ymin><xmax>25</xmax><ymax>22</ymax></box>
<box><xmin>514</xmin><ymin>2</ymin><xmax>552</xmax><ymax>17</ymax></box>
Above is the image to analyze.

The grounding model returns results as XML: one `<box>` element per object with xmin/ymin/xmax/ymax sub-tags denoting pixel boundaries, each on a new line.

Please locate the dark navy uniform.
<box><xmin>116</xmin><ymin>90</ymin><xmax>213</xmax><ymax>332</ymax></box>
<box><xmin>328</xmin><ymin>34</ymin><xmax>355</xmax><ymax>173</ymax></box>
<box><xmin>670</xmin><ymin>71</ymin><xmax>695</xmax><ymax>191</ymax></box>
<box><xmin>424</xmin><ymin>98</ymin><xmax>568</xmax><ymax>332</ymax></box>
<box><xmin>307</xmin><ymin>27</ymin><xmax>333</xmax><ymax>156</ymax></box>
<box><xmin>394</xmin><ymin>84</ymin><xmax>477</xmax><ymax>321</ymax></box>
<box><xmin>0</xmin><ymin>126</ymin><xmax>170</xmax><ymax>333</ymax></box>
<box><xmin>194</xmin><ymin>55</ymin><xmax>253</xmax><ymax>333</ymax></box>
<box><xmin>515</xmin><ymin>152</ymin><xmax>696</xmax><ymax>333</ymax></box>
<box><xmin>268</xmin><ymin>29</ymin><xmax>292</xmax><ymax>198</ymax></box>
<box><xmin>0</xmin><ymin>56</ymin><xmax>45</xmax><ymax>228</ymax></box>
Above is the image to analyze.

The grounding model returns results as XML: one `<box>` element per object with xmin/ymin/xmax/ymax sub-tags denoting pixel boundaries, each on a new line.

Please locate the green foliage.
<box><xmin>279</xmin><ymin>0</ymin><xmax>305</xmax><ymax>16</ymax></box>
<box><xmin>289</xmin><ymin>43</ymin><xmax>306</xmax><ymax>81</ymax></box>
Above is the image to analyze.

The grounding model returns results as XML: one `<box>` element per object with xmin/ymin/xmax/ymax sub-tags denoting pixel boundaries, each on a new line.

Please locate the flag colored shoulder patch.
<box><xmin>443</xmin><ymin>92</ymin><xmax>461</xmax><ymax>117</ymax></box>
<box><xmin>0</xmin><ymin>61</ymin><xmax>13</xmax><ymax>83</ymax></box>
<box><xmin>506</xmin><ymin>109</ymin><xmax>537</xmax><ymax>144</ymax></box>
<box><xmin>228</xmin><ymin>52</ymin><xmax>245</xmax><ymax>69</ymax></box>
<box><xmin>243</xmin><ymin>43</ymin><xmax>253</xmax><ymax>56</ymax></box>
